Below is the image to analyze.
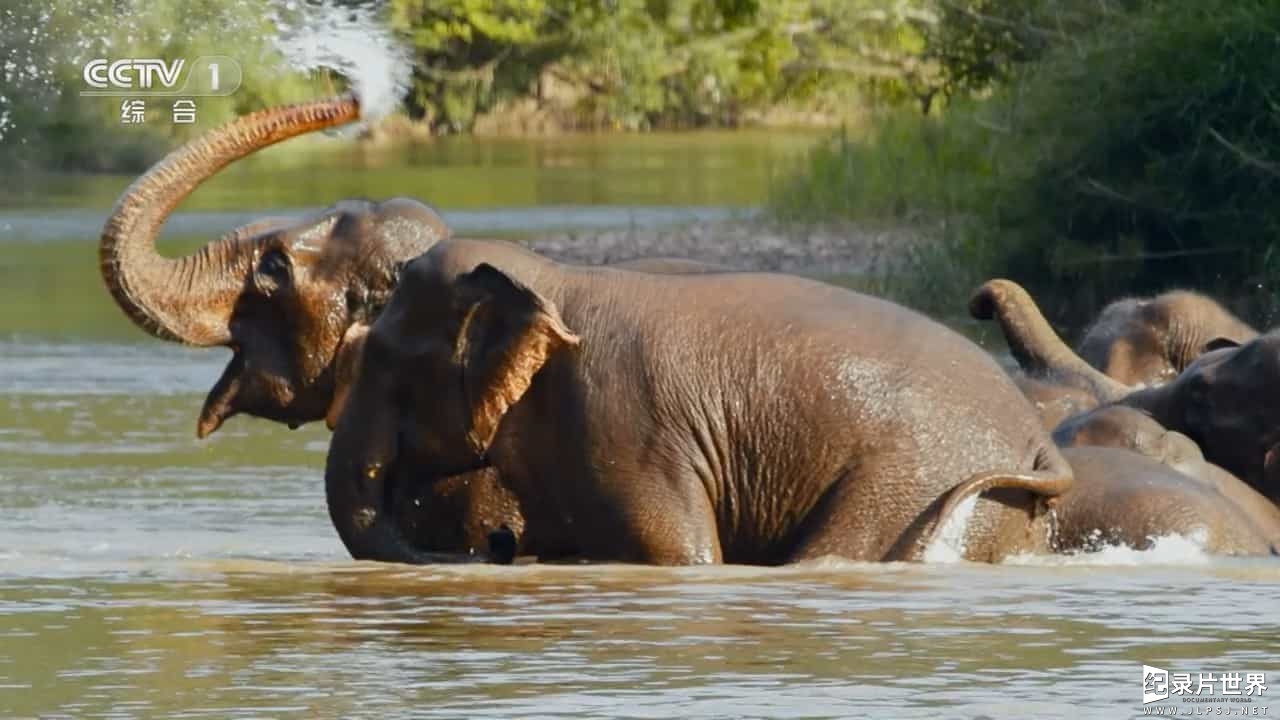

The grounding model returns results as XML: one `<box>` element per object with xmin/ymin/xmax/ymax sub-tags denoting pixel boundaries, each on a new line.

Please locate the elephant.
<box><xmin>1001</xmin><ymin>447</ymin><xmax>1280</xmax><ymax>557</ymax></box>
<box><xmin>970</xmin><ymin>279</ymin><xmax>1135</xmax><ymax>405</ymax></box>
<box><xmin>970</xmin><ymin>279</ymin><xmax>1280</xmax><ymax>506</ymax></box>
<box><xmin>98</xmin><ymin>94</ymin><xmax>431</xmax><ymax>436</ymax></box>
<box><xmin>96</xmin><ymin>92</ymin><xmax>729</xmax><ymax>562</ymax></box>
<box><xmin>1051</xmin><ymin>405</ymin><xmax>1280</xmax><ymax>539</ymax></box>
<box><xmin>1076</xmin><ymin>290</ymin><xmax>1256</xmax><ymax>387</ymax></box>
<box><xmin>1012</xmin><ymin>374</ymin><xmax>1099</xmax><ymax>431</ymax></box>
<box><xmin>1052</xmin><ymin>404</ymin><xmax>1200</xmax><ymax>465</ymax></box>
<box><xmin>324</xmin><ymin>237</ymin><xmax>1076</xmax><ymax>566</ymax></box>
<box><xmin>970</xmin><ymin>279</ymin><xmax>1120</xmax><ymax>429</ymax></box>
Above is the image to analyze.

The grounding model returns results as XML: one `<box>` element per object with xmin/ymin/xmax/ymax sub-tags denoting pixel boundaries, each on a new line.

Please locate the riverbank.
<box><xmin>525</xmin><ymin>217</ymin><xmax>927</xmax><ymax>277</ymax></box>
<box><xmin>359</xmin><ymin>106</ymin><xmax>846</xmax><ymax>144</ymax></box>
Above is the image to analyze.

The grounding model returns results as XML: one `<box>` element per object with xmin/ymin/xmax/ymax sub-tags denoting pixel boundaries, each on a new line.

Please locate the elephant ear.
<box><xmin>1158</xmin><ymin>429</ymin><xmax>1204</xmax><ymax>470</ymax></box>
<box><xmin>1263</xmin><ymin>443</ymin><xmax>1280</xmax><ymax>499</ymax></box>
<box><xmin>454</xmin><ymin>263</ymin><xmax>580</xmax><ymax>456</ymax></box>
<box><xmin>325</xmin><ymin>323</ymin><xmax>371</xmax><ymax>431</ymax></box>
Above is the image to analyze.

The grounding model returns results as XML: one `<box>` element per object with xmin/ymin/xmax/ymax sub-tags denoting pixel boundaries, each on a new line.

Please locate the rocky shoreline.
<box><xmin>524</xmin><ymin>218</ymin><xmax>927</xmax><ymax>277</ymax></box>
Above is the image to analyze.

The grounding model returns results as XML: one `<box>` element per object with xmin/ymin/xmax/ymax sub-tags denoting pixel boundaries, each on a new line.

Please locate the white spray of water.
<box><xmin>1003</xmin><ymin>528</ymin><xmax>1213</xmax><ymax>567</ymax></box>
<box><xmin>0</xmin><ymin>6</ymin><xmax>59</xmax><ymax>143</ymax></box>
<box><xmin>269</xmin><ymin>1</ymin><xmax>412</xmax><ymax>125</ymax></box>
<box><xmin>0</xmin><ymin>0</ymin><xmax>412</xmax><ymax>143</ymax></box>
<box><xmin>920</xmin><ymin>497</ymin><xmax>1215</xmax><ymax>566</ymax></box>
<box><xmin>921</xmin><ymin>493</ymin><xmax>980</xmax><ymax>563</ymax></box>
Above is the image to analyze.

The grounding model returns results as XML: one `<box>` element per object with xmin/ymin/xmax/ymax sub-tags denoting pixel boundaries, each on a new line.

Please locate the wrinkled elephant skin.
<box><xmin>326</xmin><ymin>239</ymin><xmax>1074</xmax><ymax>566</ymax></box>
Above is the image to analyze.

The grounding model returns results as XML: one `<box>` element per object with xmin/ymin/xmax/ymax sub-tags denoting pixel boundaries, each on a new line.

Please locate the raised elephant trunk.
<box><xmin>969</xmin><ymin>279</ymin><xmax>1133</xmax><ymax>403</ymax></box>
<box><xmin>99</xmin><ymin>95</ymin><xmax>361</xmax><ymax>346</ymax></box>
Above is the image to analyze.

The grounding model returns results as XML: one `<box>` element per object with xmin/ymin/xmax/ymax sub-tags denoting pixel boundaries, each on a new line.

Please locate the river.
<box><xmin>1</xmin><ymin>132</ymin><xmax>1277</xmax><ymax>719</ymax></box>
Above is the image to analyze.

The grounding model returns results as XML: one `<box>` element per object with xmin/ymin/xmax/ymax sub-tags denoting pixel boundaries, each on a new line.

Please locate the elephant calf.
<box><xmin>1077</xmin><ymin>290</ymin><xmax>1257</xmax><ymax>387</ymax></box>
<box><xmin>324</xmin><ymin>238</ymin><xmax>1075</xmax><ymax>566</ymax></box>
<box><xmin>970</xmin><ymin>279</ymin><xmax>1280</xmax><ymax>508</ymax></box>
<box><xmin>1018</xmin><ymin>448</ymin><xmax>1280</xmax><ymax>557</ymax></box>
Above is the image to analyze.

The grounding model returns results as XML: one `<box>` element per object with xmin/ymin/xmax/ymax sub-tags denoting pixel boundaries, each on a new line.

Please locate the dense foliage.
<box><xmin>1</xmin><ymin>0</ymin><xmax>946</xmax><ymax>170</ymax></box>
<box><xmin>983</xmin><ymin>0</ymin><xmax>1280</xmax><ymax>312</ymax></box>
<box><xmin>775</xmin><ymin>0</ymin><xmax>1280</xmax><ymax>324</ymax></box>
<box><xmin>386</xmin><ymin>0</ymin><xmax>940</xmax><ymax>132</ymax></box>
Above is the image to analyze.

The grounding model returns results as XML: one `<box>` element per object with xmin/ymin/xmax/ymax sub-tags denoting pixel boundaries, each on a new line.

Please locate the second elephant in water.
<box><xmin>325</xmin><ymin>238</ymin><xmax>1075</xmax><ymax>565</ymax></box>
<box><xmin>1007</xmin><ymin>448</ymin><xmax>1280</xmax><ymax>557</ymax></box>
<box><xmin>1077</xmin><ymin>290</ymin><xmax>1257</xmax><ymax>387</ymax></box>
<box><xmin>971</xmin><ymin>278</ymin><xmax>1280</xmax><ymax>507</ymax></box>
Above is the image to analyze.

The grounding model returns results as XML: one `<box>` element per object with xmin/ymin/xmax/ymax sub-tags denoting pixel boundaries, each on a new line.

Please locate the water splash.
<box><xmin>921</xmin><ymin>493</ymin><xmax>980</xmax><ymax>563</ymax></box>
<box><xmin>0</xmin><ymin>5</ymin><xmax>59</xmax><ymax>142</ymax></box>
<box><xmin>1004</xmin><ymin>528</ymin><xmax>1213</xmax><ymax>567</ymax></box>
<box><xmin>269</xmin><ymin>1</ymin><xmax>412</xmax><ymax>125</ymax></box>
<box><xmin>0</xmin><ymin>0</ymin><xmax>411</xmax><ymax>144</ymax></box>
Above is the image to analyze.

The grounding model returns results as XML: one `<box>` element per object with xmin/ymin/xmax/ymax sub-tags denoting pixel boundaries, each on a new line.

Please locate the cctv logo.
<box><xmin>80</xmin><ymin>56</ymin><xmax>241</xmax><ymax>97</ymax></box>
<box><xmin>83</xmin><ymin>59</ymin><xmax>186</xmax><ymax>90</ymax></box>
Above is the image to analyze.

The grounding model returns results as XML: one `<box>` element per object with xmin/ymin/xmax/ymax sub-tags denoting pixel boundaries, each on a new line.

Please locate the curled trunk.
<box><xmin>969</xmin><ymin>279</ymin><xmax>1133</xmax><ymax>403</ymax></box>
<box><xmin>99</xmin><ymin>95</ymin><xmax>361</xmax><ymax>345</ymax></box>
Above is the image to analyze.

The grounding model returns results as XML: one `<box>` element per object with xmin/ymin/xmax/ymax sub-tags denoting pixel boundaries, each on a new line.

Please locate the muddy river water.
<box><xmin>2</xmin><ymin>133</ymin><xmax>1278</xmax><ymax>718</ymax></box>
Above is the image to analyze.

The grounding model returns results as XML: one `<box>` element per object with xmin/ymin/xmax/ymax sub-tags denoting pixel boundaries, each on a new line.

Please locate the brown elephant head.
<box><xmin>97</xmin><ymin>94</ymin><xmax>450</xmax><ymax>437</ymax></box>
<box><xmin>325</xmin><ymin>247</ymin><xmax>578</xmax><ymax>562</ymax></box>
<box><xmin>1051</xmin><ymin>404</ymin><xmax>1204</xmax><ymax>470</ymax></box>
<box><xmin>1154</xmin><ymin>333</ymin><xmax>1280</xmax><ymax>502</ymax></box>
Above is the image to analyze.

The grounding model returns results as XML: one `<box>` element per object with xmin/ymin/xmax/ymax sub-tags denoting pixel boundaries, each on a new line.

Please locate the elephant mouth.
<box><xmin>197</xmin><ymin>352</ymin><xmax>251</xmax><ymax>438</ymax></box>
<box><xmin>196</xmin><ymin>351</ymin><xmax>318</xmax><ymax>438</ymax></box>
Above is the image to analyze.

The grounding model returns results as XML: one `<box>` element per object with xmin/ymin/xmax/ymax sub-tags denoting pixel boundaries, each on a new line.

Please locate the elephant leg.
<box><xmin>785</xmin><ymin>467</ymin><xmax>1036</xmax><ymax>563</ymax></box>
<box><xmin>573</xmin><ymin>473</ymin><xmax>724</xmax><ymax>565</ymax></box>
<box><xmin>786</xmin><ymin>468</ymin><xmax>897</xmax><ymax>562</ymax></box>
<box><xmin>787</xmin><ymin>448</ymin><xmax>1072</xmax><ymax>563</ymax></box>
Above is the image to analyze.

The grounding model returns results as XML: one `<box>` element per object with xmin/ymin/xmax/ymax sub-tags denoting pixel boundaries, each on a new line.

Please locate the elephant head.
<box><xmin>1148</xmin><ymin>333</ymin><xmax>1280</xmax><ymax>502</ymax></box>
<box><xmin>1075</xmin><ymin>290</ymin><xmax>1257</xmax><ymax>387</ymax></box>
<box><xmin>325</xmin><ymin>249</ymin><xmax>578</xmax><ymax>563</ymax></box>
<box><xmin>1052</xmin><ymin>404</ymin><xmax>1204</xmax><ymax>470</ymax></box>
<box><xmin>97</xmin><ymin>94</ymin><xmax>450</xmax><ymax>437</ymax></box>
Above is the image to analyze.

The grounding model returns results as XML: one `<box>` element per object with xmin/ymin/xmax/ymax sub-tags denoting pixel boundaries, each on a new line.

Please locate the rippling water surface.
<box><xmin>3</xmin><ymin>136</ymin><xmax>1279</xmax><ymax>718</ymax></box>
<box><xmin>5</xmin><ymin>342</ymin><xmax>1280</xmax><ymax>719</ymax></box>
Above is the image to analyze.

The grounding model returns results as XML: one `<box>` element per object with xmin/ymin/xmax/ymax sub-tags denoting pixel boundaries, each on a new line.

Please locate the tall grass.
<box><xmin>770</xmin><ymin>107</ymin><xmax>994</xmax><ymax>226</ymax></box>
<box><xmin>772</xmin><ymin>0</ymin><xmax>1280</xmax><ymax>327</ymax></box>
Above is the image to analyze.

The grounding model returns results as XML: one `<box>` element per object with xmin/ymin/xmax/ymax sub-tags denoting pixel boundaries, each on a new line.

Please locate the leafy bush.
<box><xmin>924</xmin><ymin>0</ymin><xmax>1136</xmax><ymax>96</ymax></box>
<box><xmin>976</xmin><ymin>0</ymin><xmax>1280</xmax><ymax>319</ymax></box>
<box><xmin>774</xmin><ymin>0</ymin><xmax>1280</xmax><ymax>325</ymax></box>
<box><xmin>387</xmin><ymin>0</ymin><xmax>939</xmax><ymax>132</ymax></box>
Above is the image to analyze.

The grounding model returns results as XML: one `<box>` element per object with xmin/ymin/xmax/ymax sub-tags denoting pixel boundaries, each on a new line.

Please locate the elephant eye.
<box><xmin>256</xmin><ymin>249</ymin><xmax>292</xmax><ymax>288</ymax></box>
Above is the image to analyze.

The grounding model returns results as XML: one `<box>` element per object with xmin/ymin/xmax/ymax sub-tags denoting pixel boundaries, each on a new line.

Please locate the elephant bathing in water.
<box><xmin>971</xmin><ymin>278</ymin><xmax>1280</xmax><ymax>513</ymax></box>
<box><xmin>325</xmin><ymin>238</ymin><xmax>1075</xmax><ymax>565</ymax></box>
<box><xmin>96</xmin><ymin>93</ymin><xmax>726</xmax><ymax>561</ymax></box>
<box><xmin>1077</xmin><ymin>290</ymin><xmax>1257</xmax><ymax>387</ymax></box>
<box><xmin>1010</xmin><ymin>448</ymin><xmax>1280</xmax><ymax>557</ymax></box>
